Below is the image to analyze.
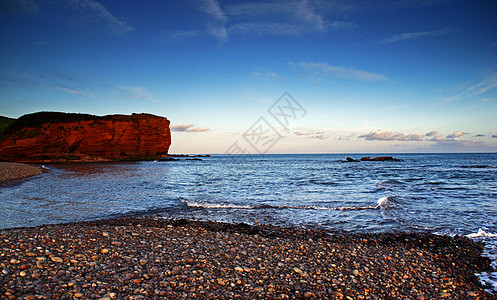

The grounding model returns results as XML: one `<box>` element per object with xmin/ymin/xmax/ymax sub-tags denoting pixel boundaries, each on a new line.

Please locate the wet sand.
<box><xmin>0</xmin><ymin>217</ymin><xmax>494</xmax><ymax>299</ymax></box>
<box><xmin>0</xmin><ymin>162</ymin><xmax>43</xmax><ymax>184</ymax></box>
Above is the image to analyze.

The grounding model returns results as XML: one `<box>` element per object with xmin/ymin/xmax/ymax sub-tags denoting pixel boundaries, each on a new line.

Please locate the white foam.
<box><xmin>467</xmin><ymin>229</ymin><xmax>497</xmax><ymax>293</ymax></box>
<box><xmin>183</xmin><ymin>200</ymin><xmax>254</xmax><ymax>209</ymax></box>
<box><xmin>376</xmin><ymin>196</ymin><xmax>397</xmax><ymax>209</ymax></box>
<box><xmin>467</xmin><ymin>229</ymin><xmax>497</xmax><ymax>238</ymax></box>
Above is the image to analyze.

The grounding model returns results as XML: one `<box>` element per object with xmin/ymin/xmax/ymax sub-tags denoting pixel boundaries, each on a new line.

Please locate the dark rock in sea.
<box><xmin>345</xmin><ymin>157</ymin><xmax>360</xmax><ymax>162</ymax></box>
<box><xmin>361</xmin><ymin>156</ymin><xmax>402</xmax><ymax>162</ymax></box>
<box><xmin>0</xmin><ymin>112</ymin><xmax>171</xmax><ymax>163</ymax></box>
<box><xmin>159</xmin><ymin>157</ymin><xmax>179</xmax><ymax>161</ymax></box>
<box><xmin>186</xmin><ymin>158</ymin><xmax>203</xmax><ymax>161</ymax></box>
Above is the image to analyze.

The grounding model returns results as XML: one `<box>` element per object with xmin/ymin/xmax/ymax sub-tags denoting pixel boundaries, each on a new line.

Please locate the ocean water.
<box><xmin>1</xmin><ymin>153</ymin><xmax>496</xmax><ymax>290</ymax></box>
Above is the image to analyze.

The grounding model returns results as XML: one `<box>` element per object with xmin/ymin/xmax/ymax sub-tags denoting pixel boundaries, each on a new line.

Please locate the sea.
<box><xmin>1</xmin><ymin>153</ymin><xmax>496</xmax><ymax>291</ymax></box>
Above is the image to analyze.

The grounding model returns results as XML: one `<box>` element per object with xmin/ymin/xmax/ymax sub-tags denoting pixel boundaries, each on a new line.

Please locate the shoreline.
<box><xmin>1</xmin><ymin>217</ymin><xmax>494</xmax><ymax>299</ymax></box>
<box><xmin>0</xmin><ymin>162</ymin><xmax>44</xmax><ymax>184</ymax></box>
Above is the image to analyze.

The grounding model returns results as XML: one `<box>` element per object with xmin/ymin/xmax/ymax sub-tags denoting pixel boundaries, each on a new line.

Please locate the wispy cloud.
<box><xmin>293</xmin><ymin>130</ymin><xmax>333</xmax><ymax>140</ymax></box>
<box><xmin>167</xmin><ymin>0</ymin><xmax>358</xmax><ymax>43</ymax></box>
<box><xmin>359</xmin><ymin>129</ymin><xmax>424</xmax><ymax>141</ymax></box>
<box><xmin>251</xmin><ymin>70</ymin><xmax>285</xmax><ymax>80</ymax></box>
<box><xmin>378</xmin><ymin>27</ymin><xmax>451</xmax><ymax>44</ymax></box>
<box><xmin>438</xmin><ymin>72</ymin><xmax>497</xmax><ymax>103</ymax></box>
<box><xmin>0</xmin><ymin>72</ymin><xmax>156</xmax><ymax>102</ymax></box>
<box><xmin>114</xmin><ymin>86</ymin><xmax>157</xmax><ymax>102</ymax></box>
<box><xmin>171</xmin><ymin>124</ymin><xmax>210</xmax><ymax>132</ymax></box>
<box><xmin>60</xmin><ymin>0</ymin><xmax>133</xmax><ymax>35</ymax></box>
<box><xmin>195</xmin><ymin>0</ymin><xmax>228</xmax><ymax>42</ymax></box>
<box><xmin>293</xmin><ymin>62</ymin><xmax>388</xmax><ymax>82</ymax></box>
<box><xmin>54</xmin><ymin>85</ymin><xmax>91</xmax><ymax>97</ymax></box>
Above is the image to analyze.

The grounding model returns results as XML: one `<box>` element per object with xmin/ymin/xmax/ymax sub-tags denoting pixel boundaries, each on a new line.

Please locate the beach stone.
<box><xmin>234</xmin><ymin>267</ymin><xmax>244</xmax><ymax>272</ymax></box>
<box><xmin>466</xmin><ymin>291</ymin><xmax>478</xmax><ymax>297</ymax></box>
<box><xmin>51</xmin><ymin>257</ymin><xmax>63</xmax><ymax>263</ymax></box>
<box><xmin>101</xmin><ymin>248</ymin><xmax>109</xmax><ymax>254</ymax></box>
<box><xmin>293</xmin><ymin>267</ymin><xmax>303</xmax><ymax>274</ymax></box>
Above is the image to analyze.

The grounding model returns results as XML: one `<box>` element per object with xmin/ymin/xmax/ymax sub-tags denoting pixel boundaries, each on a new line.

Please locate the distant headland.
<box><xmin>0</xmin><ymin>112</ymin><xmax>171</xmax><ymax>163</ymax></box>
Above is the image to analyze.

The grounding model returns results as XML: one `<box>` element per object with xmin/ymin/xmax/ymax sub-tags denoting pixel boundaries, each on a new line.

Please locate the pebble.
<box><xmin>51</xmin><ymin>257</ymin><xmax>63</xmax><ymax>263</ymax></box>
<box><xmin>0</xmin><ymin>217</ymin><xmax>492</xmax><ymax>300</ymax></box>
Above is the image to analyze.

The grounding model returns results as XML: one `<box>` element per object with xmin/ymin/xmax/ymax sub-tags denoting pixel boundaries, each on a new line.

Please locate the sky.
<box><xmin>0</xmin><ymin>0</ymin><xmax>496</xmax><ymax>154</ymax></box>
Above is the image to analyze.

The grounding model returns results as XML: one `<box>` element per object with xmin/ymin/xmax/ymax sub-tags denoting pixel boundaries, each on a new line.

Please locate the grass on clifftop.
<box><xmin>0</xmin><ymin>116</ymin><xmax>16</xmax><ymax>135</ymax></box>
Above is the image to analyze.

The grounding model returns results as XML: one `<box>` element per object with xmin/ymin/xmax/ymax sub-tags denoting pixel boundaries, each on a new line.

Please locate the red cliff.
<box><xmin>0</xmin><ymin>112</ymin><xmax>171</xmax><ymax>162</ymax></box>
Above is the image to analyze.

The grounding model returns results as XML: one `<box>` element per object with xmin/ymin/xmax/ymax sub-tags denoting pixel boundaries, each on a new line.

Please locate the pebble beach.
<box><xmin>0</xmin><ymin>162</ymin><xmax>43</xmax><ymax>184</ymax></box>
<box><xmin>1</xmin><ymin>217</ymin><xmax>494</xmax><ymax>299</ymax></box>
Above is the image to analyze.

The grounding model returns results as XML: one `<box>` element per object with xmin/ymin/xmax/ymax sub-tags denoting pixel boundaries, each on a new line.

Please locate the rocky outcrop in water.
<box><xmin>361</xmin><ymin>156</ymin><xmax>402</xmax><ymax>162</ymax></box>
<box><xmin>0</xmin><ymin>112</ymin><xmax>171</xmax><ymax>162</ymax></box>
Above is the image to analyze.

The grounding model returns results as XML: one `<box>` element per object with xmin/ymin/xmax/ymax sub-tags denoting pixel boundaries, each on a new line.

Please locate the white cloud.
<box><xmin>313</xmin><ymin>133</ymin><xmax>332</xmax><ymax>140</ymax></box>
<box><xmin>295</xmin><ymin>62</ymin><xmax>388</xmax><ymax>82</ymax></box>
<box><xmin>115</xmin><ymin>86</ymin><xmax>157</xmax><ymax>102</ymax></box>
<box><xmin>359</xmin><ymin>129</ymin><xmax>424</xmax><ymax>141</ymax></box>
<box><xmin>176</xmin><ymin>0</ymin><xmax>358</xmax><ymax>43</ymax></box>
<box><xmin>446</xmin><ymin>131</ymin><xmax>467</xmax><ymax>139</ymax></box>
<box><xmin>187</xmin><ymin>127</ymin><xmax>210</xmax><ymax>132</ymax></box>
<box><xmin>425</xmin><ymin>130</ymin><xmax>438</xmax><ymax>136</ymax></box>
<box><xmin>229</xmin><ymin>22</ymin><xmax>307</xmax><ymax>36</ymax></box>
<box><xmin>195</xmin><ymin>0</ymin><xmax>228</xmax><ymax>42</ymax></box>
<box><xmin>294</xmin><ymin>131</ymin><xmax>314</xmax><ymax>136</ymax></box>
<box><xmin>251</xmin><ymin>71</ymin><xmax>285</xmax><ymax>80</ymax></box>
<box><xmin>171</xmin><ymin>124</ymin><xmax>194</xmax><ymax>132</ymax></box>
<box><xmin>63</xmin><ymin>0</ymin><xmax>134</xmax><ymax>35</ymax></box>
<box><xmin>378</xmin><ymin>27</ymin><xmax>451</xmax><ymax>44</ymax></box>
<box><xmin>171</xmin><ymin>124</ymin><xmax>210</xmax><ymax>132</ymax></box>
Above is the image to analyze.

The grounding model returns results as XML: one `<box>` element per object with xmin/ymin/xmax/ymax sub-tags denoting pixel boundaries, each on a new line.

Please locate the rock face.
<box><xmin>0</xmin><ymin>112</ymin><xmax>171</xmax><ymax>162</ymax></box>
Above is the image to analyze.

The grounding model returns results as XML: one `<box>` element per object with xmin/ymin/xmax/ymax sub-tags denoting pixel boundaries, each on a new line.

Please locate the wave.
<box><xmin>467</xmin><ymin>229</ymin><xmax>497</xmax><ymax>238</ymax></box>
<box><xmin>179</xmin><ymin>196</ymin><xmax>396</xmax><ymax>211</ymax></box>
<box><xmin>460</xmin><ymin>165</ymin><xmax>495</xmax><ymax>169</ymax></box>
<box><xmin>182</xmin><ymin>200</ymin><xmax>254</xmax><ymax>209</ymax></box>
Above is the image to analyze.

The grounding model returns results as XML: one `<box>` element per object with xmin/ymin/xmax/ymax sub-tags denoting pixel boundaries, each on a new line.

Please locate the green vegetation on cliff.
<box><xmin>0</xmin><ymin>116</ymin><xmax>16</xmax><ymax>135</ymax></box>
<box><xmin>2</xmin><ymin>112</ymin><xmax>97</xmax><ymax>137</ymax></box>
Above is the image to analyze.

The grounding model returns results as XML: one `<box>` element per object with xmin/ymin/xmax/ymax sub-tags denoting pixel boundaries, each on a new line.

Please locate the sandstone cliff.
<box><xmin>0</xmin><ymin>112</ymin><xmax>171</xmax><ymax>162</ymax></box>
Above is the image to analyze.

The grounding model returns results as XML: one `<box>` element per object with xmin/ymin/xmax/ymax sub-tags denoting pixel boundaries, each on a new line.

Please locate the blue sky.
<box><xmin>1</xmin><ymin>0</ymin><xmax>496</xmax><ymax>153</ymax></box>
